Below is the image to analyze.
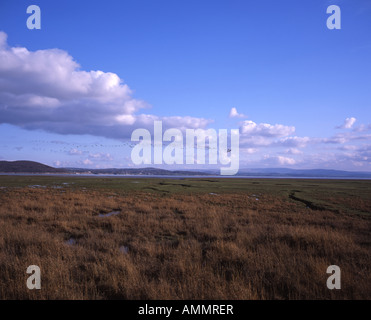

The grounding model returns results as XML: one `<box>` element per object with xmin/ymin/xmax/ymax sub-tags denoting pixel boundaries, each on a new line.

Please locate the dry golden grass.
<box><xmin>0</xmin><ymin>187</ymin><xmax>370</xmax><ymax>299</ymax></box>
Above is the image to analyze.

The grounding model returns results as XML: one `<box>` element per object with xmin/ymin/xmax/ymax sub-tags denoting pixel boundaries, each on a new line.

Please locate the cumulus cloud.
<box><xmin>229</xmin><ymin>107</ymin><xmax>246</xmax><ymax>118</ymax></box>
<box><xmin>240</xmin><ymin>120</ymin><xmax>295</xmax><ymax>137</ymax></box>
<box><xmin>0</xmin><ymin>31</ymin><xmax>211</xmax><ymax>139</ymax></box>
<box><xmin>262</xmin><ymin>155</ymin><xmax>297</xmax><ymax>166</ymax></box>
<box><xmin>276</xmin><ymin>156</ymin><xmax>296</xmax><ymax>165</ymax></box>
<box><xmin>237</xmin><ymin>118</ymin><xmax>305</xmax><ymax>150</ymax></box>
<box><xmin>337</xmin><ymin>117</ymin><xmax>357</xmax><ymax>129</ymax></box>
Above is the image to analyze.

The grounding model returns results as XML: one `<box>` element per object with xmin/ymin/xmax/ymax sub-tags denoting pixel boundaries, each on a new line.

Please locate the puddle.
<box><xmin>28</xmin><ymin>185</ymin><xmax>46</xmax><ymax>189</ymax></box>
<box><xmin>209</xmin><ymin>193</ymin><xmax>218</xmax><ymax>195</ymax></box>
<box><xmin>119</xmin><ymin>246</ymin><xmax>129</xmax><ymax>254</ymax></box>
<box><xmin>98</xmin><ymin>210</ymin><xmax>121</xmax><ymax>217</ymax></box>
<box><xmin>249</xmin><ymin>194</ymin><xmax>260</xmax><ymax>201</ymax></box>
<box><xmin>65</xmin><ymin>238</ymin><xmax>77</xmax><ymax>246</ymax></box>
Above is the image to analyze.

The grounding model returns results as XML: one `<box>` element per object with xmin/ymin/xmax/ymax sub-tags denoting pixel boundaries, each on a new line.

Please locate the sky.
<box><xmin>0</xmin><ymin>0</ymin><xmax>370</xmax><ymax>171</ymax></box>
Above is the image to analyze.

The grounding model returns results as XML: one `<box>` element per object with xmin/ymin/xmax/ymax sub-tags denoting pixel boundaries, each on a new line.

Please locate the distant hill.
<box><xmin>64</xmin><ymin>167</ymin><xmax>210</xmax><ymax>176</ymax></box>
<box><xmin>1</xmin><ymin>161</ymin><xmax>370</xmax><ymax>178</ymax></box>
<box><xmin>0</xmin><ymin>161</ymin><xmax>67</xmax><ymax>173</ymax></box>
<box><xmin>0</xmin><ymin>161</ymin><xmax>209</xmax><ymax>176</ymax></box>
<box><xmin>234</xmin><ymin>168</ymin><xmax>371</xmax><ymax>178</ymax></box>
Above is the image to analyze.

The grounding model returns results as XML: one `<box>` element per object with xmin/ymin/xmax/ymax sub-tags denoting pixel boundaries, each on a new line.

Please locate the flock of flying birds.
<box><xmin>28</xmin><ymin>140</ymin><xmax>231</xmax><ymax>153</ymax></box>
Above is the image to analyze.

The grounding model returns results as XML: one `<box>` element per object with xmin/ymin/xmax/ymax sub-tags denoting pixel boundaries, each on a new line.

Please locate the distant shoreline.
<box><xmin>1</xmin><ymin>173</ymin><xmax>371</xmax><ymax>180</ymax></box>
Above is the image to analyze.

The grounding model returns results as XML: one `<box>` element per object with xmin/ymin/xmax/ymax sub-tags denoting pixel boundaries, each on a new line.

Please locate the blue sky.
<box><xmin>0</xmin><ymin>0</ymin><xmax>370</xmax><ymax>171</ymax></box>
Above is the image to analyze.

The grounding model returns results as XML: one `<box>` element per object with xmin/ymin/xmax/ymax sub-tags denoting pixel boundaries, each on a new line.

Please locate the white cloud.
<box><xmin>0</xmin><ymin>31</ymin><xmax>211</xmax><ymax>139</ymax></box>
<box><xmin>338</xmin><ymin>145</ymin><xmax>357</xmax><ymax>151</ymax></box>
<box><xmin>89</xmin><ymin>153</ymin><xmax>113</xmax><ymax>161</ymax></box>
<box><xmin>53</xmin><ymin>160</ymin><xmax>62</xmax><ymax>167</ymax></box>
<box><xmin>53</xmin><ymin>160</ymin><xmax>72</xmax><ymax>167</ymax></box>
<box><xmin>240</xmin><ymin>120</ymin><xmax>295</xmax><ymax>137</ymax></box>
<box><xmin>276</xmin><ymin>156</ymin><xmax>296</xmax><ymax>165</ymax></box>
<box><xmin>0</xmin><ymin>32</ymin><xmax>7</xmax><ymax>49</ymax></box>
<box><xmin>245</xmin><ymin>148</ymin><xmax>258</xmax><ymax>154</ymax></box>
<box><xmin>229</xmin><ymin>107</ymin><xmax>246</xmax><ymax>118</ymax></box>
<box><xmin>320</xmin><ymin>132</ymin><xmax>371</xmax><ymax>145</ymax></box>
<box><xmin>68</xmin><ymin>149</ymin><xmax>113</xmax><ymax>161</ymax></box>
<box><xmin>239</xmin><ymin>135</ymin><xmax>272</xmax><ymax>147</ymax></box>
<box><xmin>115</xmin><ymin>114</ymin><xmax>136</xmax><ymax>125</ymax></box>
<box><xmin>353</xmin><ymin>123</ymin><xmax>371</xmax><ymax>132</ymax></box>
<box><xmin>337</xmin><ymin>117</ymin><xmax>357</xmax><ymax>129</ymax></box>
<box><xmin>275</xmin><ymin>136</ymin><xmax>310</xmax><ymax>148</ymax></box>
<box><xmin>68</xmin><ymin>148</ymin><xmax>84</xmax><ymax>155</ymax></box>
<box><xmin>82</xmin><ymin>159</ymin><xmax>93</xmax><ymax>165</ymax></box>
<box><xmin>285</xmin><ymin>148</ymin><xmax>303</xmax><ymax>155</ymax></box>
<box><xmin>261</xmin><ymin>155</ymin><xmax>297</xmax><ymax>166</ymax></box>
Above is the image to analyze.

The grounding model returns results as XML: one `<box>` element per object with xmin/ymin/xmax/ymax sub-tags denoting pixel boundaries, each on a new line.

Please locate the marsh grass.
<box><xmin>0</xmin><ymin>181</ymin><xmax>370</xmax><ymax>299</ymax></box>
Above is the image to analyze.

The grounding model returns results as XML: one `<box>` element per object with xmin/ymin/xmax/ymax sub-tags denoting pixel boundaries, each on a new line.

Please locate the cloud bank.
<box><xmin>1</xmin><ymin>31</ymin><xmax>370</xmax><ymax>170</ymax></box>
<box><xmin>0</xmin><ymin>31</ymin><xmax>211</xmax><ymax>139</ymax></box>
